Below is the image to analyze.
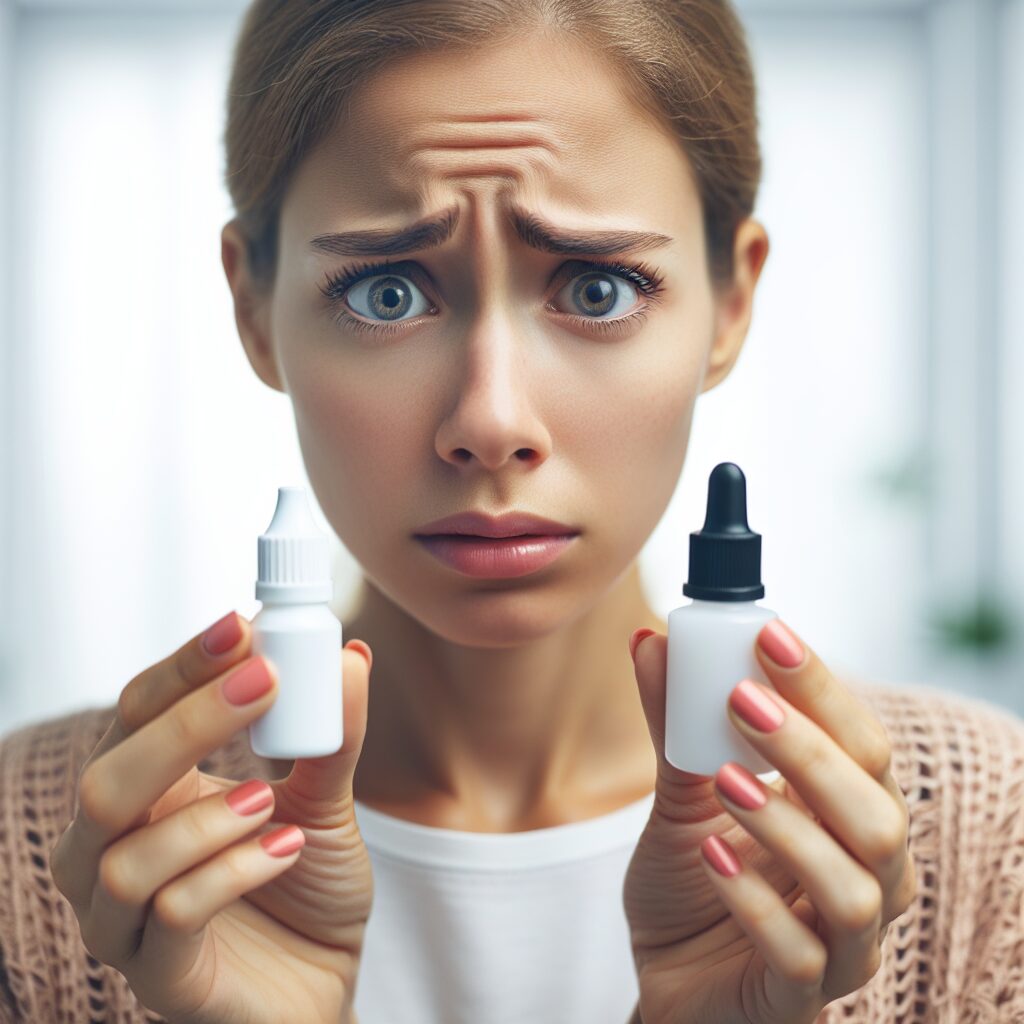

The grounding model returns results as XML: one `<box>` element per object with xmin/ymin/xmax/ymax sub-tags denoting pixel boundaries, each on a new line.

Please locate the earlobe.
<box><xmin>220</xmin><ymin>219</ymin><xmax>286</xmax><ymax>394</ymax></box>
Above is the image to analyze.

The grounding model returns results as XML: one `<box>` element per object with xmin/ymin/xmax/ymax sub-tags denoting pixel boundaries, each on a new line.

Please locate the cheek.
<box><xmin>572</xmin><ymin>341</ymin><xmax>703</xmax><ymax>488</ymax></box>
<box><xmin>288</xmin><ymin>358</ymin><xmax>423</xmax><ymax>533</ymax></box>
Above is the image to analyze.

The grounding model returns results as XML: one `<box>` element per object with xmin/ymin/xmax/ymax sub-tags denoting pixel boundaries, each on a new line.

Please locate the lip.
<box><xmin>415</xmin><ymin>534</ymin><xmax>578</xmax><ymax>578</ymax></box>
<box><xmin>414</xmin><ymin>509</ymin><xmax>579</xmax><ymax>539</ymax></box>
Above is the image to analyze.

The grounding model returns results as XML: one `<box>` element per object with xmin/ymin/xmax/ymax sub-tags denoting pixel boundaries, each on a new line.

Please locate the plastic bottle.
<box><xmin>249</xmin><ymin>486</ymin><xmax>344</xmax><ymax>759</ymax></box>
<box><xmin>665</xmin><ymin>463</ymin><xmax>781</xmax><ymax>782</ymax></box>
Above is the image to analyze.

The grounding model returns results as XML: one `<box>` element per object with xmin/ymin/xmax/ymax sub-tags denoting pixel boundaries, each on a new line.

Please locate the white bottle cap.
<box><xmin>255</xmin><ymin>486</ymin><xmax>334</xmax><ymax>604</ymax></box>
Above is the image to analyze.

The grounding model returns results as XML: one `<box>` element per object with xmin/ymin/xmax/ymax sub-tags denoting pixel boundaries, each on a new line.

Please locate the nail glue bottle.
<box><xmin>249</xmin><ymin>486</ymin><xmax>343</xmax><ymax>759</ymax></box>
<box><xmin>665</xmin><ymin>463</ymin><xmax>781</xmax><ymax>782</ymax></box>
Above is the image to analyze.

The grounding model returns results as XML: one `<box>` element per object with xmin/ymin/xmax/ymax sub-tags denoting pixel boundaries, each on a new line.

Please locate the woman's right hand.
<box><xmin>49</xmin><ymin>611</ymin><xmax>374</xmax><ymax>1024</ymax></box>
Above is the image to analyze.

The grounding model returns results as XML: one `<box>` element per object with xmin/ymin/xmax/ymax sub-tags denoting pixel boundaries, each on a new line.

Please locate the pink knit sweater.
<box><xmin>1</xmin><ymin>680</ymin><xmax>1022</xmax><ymax>1023</ymax></box>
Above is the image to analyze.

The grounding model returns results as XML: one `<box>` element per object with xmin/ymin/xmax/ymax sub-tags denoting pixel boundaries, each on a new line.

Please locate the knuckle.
<box><xmin>795</xmin><ymin>737</ymin><xmax>830</xmax><ymax>780</ymax></box>
<box><xmin>166</xmin><ymin>704</ymin><xmax>207</xmax><ymax>751</ymax></box>
<box><xmin>152</xmin><ymin>884</ymin><xmax>197</xmax><ymax>933</ymax></box>
<box><xmin>788</xmin><ymin>946</ymin><xmax>827</xmax><ymax>987</ymax></box>
<box><xmin>77</xmin><ymin>763</ymin><xmax>114</xmax><ymax>826</ymax></box>
<box><xmin>221</xmin><ymin>845</ymin><xmax>255</xmax><ymax>889</ymax></box>
<box><xmin>841</xmin><ymin>879</ymin><xmax>883</xmax><ymax>932</ymax></box>
<box><xmin>117</xmin><ymin>681</ymin><xmax>144</xmax><ymax>733</ymax></box>
<box><xmin>745</xmin><ymin>892</ymin><xmax>778</xmax><ymax>931</ymax></box>
<box><xmin>176</xmin><ymin>641</ymin><xmax>210</xmax><ymax>690</ymax></box>
<box><xmin>861</xmin><ymin>727</ymin><xmax>893</xmax><ymax>777</ymax></box>
<box><xmin>98</xmin><ymin>848</ymin><xmax>141</xmax><ymax>905</ymax></box>
<box><xmin>180</xmin><ymin>804</ymin><xmax>218</xmax><ymax>851</ymax></box>
<box><xmin>862</xmin><ymin>805</ymin><xmax>907</xmax><ymax>862</ymax></box>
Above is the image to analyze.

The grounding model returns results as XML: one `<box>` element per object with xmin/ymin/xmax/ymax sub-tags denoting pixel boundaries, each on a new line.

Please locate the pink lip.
<box><xmin>415</xmin><ymin>533</ymin><xmax>578</xmax><ymax>578</ymax></box>
<box><xmin>415</xmin><ymin>509</ymin><xmax>577</xmax><ymax>538</ymax></box>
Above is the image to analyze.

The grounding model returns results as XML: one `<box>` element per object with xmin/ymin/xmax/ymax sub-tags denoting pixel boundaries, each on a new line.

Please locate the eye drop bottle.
<box><xmin>665</xmin><ymin>462</ymin><xmax>781</xmax><ymax>781</ymax></box>
<box><xmin>249</xmin><ymin>486</ymin><xmax>344</xmax><ymax>759</ymax></box>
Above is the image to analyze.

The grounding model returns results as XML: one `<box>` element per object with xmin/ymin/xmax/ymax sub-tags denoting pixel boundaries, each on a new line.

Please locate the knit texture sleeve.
<box><xmin>951</xmin><ymin>690</ymin><xmax>1024</xmax><ymax>1021</ymax></box>
<box><xmin>0</xmin><ymin>702</ymin><xmax>260</xmax><ymax>1023</ymax></box>
<box><xmin>815</xmin><ymin>681</ymin><xmax>1024</xmax><ymax>1024</ymax></box>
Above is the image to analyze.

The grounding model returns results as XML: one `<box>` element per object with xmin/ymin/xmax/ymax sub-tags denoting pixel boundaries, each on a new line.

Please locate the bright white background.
<box><xmin>1</xmin><ymin>0</ymin><xmax>1021</xmax><ymax>736</ymax></box>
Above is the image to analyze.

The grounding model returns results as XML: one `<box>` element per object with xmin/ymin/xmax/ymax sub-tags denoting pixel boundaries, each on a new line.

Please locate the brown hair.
<box><xmin>223</xmin><ymin>0</ymin><xmax>762</xmax><ymax>294</ymax></box>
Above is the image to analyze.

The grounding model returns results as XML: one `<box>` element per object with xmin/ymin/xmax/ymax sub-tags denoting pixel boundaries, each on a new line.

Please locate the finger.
<box><xmin>83</xmin><ymin>778</ymin><xmax>279</xmax><ymax>966</ymax></box>
<box><xmin>699</xmin><ymin>832</ymin><xmax>828</xmax><ymax>1020</ymax></box>
<box><xmin>275</xmin><ymin>642</ymin><xmax>372</xmax><ymax>815</ymax></box>
<box><xmin>754</xmin><ymin>620</ymin><xmax>898</xmax><ymax>787</ymax></box>
<box><xmin>86</xmin><ymin>610</ymin><xmax>252</xmax><ymax>771</ymax></box>
<box><xmin>130</xmin><ymin>823</ymin><xmax>306</xmax><ymax>1016</ymax></box>
<box><xmin>56</xmin><ymin>656</ymin><xmax>279</xmax><ymax>904</ymax></box>
<box><xmin>753</xmin><ymin>619</ymin><xmax>911</xmax><ymax>836</ymax></box>
<box><xmin>726</xmin><ymin>677</ymin><xmax>909</xmax><ymax>897</ymax></box>
<box><xmin>630</xmin><ymin>630</ymin><xmax>712</xmax><ymax>787</ymax></box>
<box><xmin>712</xmin><ymin>761</ymin><xmax>885</xmax><ymax>1000</ymax></box>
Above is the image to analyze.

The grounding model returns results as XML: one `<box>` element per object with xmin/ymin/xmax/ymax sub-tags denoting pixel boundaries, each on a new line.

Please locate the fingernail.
<box><xmin>730</xmin><ymin>679</ymin><xmax>786</xmax><ymax>732</ymax></box>
<box><xmin>260</xmin><ymin>824</ymin><xmax>306</xmax><ymax>857</ymax></box>
<box><xmin>223</xmin><ymin>657</ymin><xmax>274</xmax><ymax>706</ymax></box>
<box><xmin>226</xmin><ymin>779</ymin><xmax>273</xmax><ymax>816</ymax></box>
<box><xmin>715</xmin><ymin>762</ymin><xmax>768</xmax><ymax>810</ymax></box>
<box><xmin>701</xmin><ymin>834</ymin><xmax>741</xmax><ymax>878</ymax></box>
<box><xmin>758</xmin><ymin>619</ymin><xmax>804</xmax><ymax>668</ymax></box>
<box><xmin>629</xmin><ymin>628</ymin><xmax>657</xmax><ymax>662</ymax></box>
<box><xmin>346</xmin><ymin>639</ymin><xmax>372</xmax><ymax>672</ymax></box>
<box><xmin>202</xmin><ymin>611</ymin><xmax>242</xmax><ymax>657</ymax></box>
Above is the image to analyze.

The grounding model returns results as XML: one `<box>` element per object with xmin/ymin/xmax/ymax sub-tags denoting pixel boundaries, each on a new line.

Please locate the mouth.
<box><xmin>413</xmin><ymin>509</ymin><xmax>579</xmax><ymax>539</ymax></box>
<box><xmin>414</xmin><ymin>532</ymin><xmax>579</xmax><ymax>578</ymax></box>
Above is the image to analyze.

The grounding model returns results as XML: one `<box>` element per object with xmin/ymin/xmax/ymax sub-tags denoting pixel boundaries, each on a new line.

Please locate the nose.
<box><xmin>434</xmin><ymin>303</ymin><xmax>552</xmax><ymax>473</ymax></box>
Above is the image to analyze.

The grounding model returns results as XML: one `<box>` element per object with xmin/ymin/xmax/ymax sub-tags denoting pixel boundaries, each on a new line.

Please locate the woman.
<box><xmin>1</xmin><ymin>1</ymin><xmax>1022</xmax><ymax>1022</ymax></box>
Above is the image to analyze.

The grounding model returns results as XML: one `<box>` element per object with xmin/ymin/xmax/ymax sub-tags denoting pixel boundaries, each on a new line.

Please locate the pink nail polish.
<box><xmin>260</xmin><ymin>825</ymin><xmax>306</xmax><ymax>857</ymax></box>
<box><xmin>716</xmin><ymin>761</ymin><xmax>768</xmax><ymax>810</ymax></box>
<box><xmin>701</xmin><ymin>834</ymin><xmax>741</xmax><ymax>878</ymax></box>
<box><xmin>202</xmin><ymin>611</ymin><xmax>242</xmax><ymax>657</ymax></box>
<box><xmin>226</xmin><ymin>779</ymin><xmax>273</xmax><ymax>816</ymax></box>
<box><xmin>223</xmin><ymin>657</ymin><xmax>274</xmax><ymax>706</ymax></box>
<box><xmin>629</xmin><ymin>628</ymin><xmax>657</xmax><ymax>661</ymax></box>
<box><xmin>758</xmin><ymin>619</ymin><xmax>804</xmax><ymax>668</ymax></box>
<box><xmin>730</xmin><ymin>679</ymin><xmax>785</xmax><ymax>732</ymax></box>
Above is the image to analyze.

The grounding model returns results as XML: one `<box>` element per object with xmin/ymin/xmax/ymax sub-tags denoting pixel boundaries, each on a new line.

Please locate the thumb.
<box><xmin>278</xmin><ymin>640</ymin><xmax>372</xmax><ymax>807</ymax></box>
<box><xmin>630</xmin><ymin>629</ymin><xmax>714</xmax><ymax>790</ymax></box>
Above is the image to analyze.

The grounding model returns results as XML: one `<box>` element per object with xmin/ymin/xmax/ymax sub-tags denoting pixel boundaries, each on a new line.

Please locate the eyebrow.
<box><xmin>308</xmin><ymin>203</ymin><xmax>673</xmax><ymax>258</ymax></box>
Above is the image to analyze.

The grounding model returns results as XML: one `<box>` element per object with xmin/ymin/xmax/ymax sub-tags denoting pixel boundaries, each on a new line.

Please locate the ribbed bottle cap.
<box><xmin>682</xmin><ymin>462</ymin><xmax>765</xmax><ymax>602</ymax></box>
<box><xmin>255</xmin><ymin>486</ymin><xmax>334</xmax><ymax>604</ymax></box>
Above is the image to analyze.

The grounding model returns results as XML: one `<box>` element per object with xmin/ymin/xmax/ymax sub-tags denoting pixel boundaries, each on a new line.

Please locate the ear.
<box><xmin>221</xmin><ymin>219</ymin><xmax>286</xmax><ymax>393</ymax></box>
<box><xmin>701</xmin><ymin>217</ymin><xmax>770</xmax><ymax>394</ymax></box>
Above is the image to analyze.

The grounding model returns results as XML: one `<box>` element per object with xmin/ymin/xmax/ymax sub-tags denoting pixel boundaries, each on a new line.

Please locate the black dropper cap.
<box><xmin>682</xmin><ymin>462</ymin><xmax>765</xmax><ymax>602</ymax></box>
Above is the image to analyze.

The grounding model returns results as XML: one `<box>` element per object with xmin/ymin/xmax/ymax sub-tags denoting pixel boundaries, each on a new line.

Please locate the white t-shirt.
<box><xmin>350</xmin><ymin>789</ymin><xmax>656</xmax><ymax>1024</ymax></box>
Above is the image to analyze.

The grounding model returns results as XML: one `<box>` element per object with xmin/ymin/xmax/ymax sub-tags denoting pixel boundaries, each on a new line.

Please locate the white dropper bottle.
<box><xmin>249</xmin><ymin>486</ymin><xmax>344</xmax><ymax>759</ymax></box>
<box><xmin>665</xmin><ymin>463</ymin><xmax>781</xmax><ymax>782</ymax></box>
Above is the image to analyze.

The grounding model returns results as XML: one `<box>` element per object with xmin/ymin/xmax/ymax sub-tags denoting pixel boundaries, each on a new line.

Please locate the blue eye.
<box><xmin>345</xmin><ymin>274</ymin><xmax>434</xmax><ymax>323</ymax></box>
<box><xmin>552</xmin><ymin>272</ymin><xmax>639</xmax><ymax>320</ymax></box>
<box><xmin>317</xmin><ymin>257</ymin><xmax>665</xmax><ymax>338</ymax></box>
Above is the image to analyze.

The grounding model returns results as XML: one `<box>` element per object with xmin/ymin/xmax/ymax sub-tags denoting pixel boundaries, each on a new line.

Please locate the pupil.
<box><xmin>370</xmin><ymin>276</ymin><xmax>411</xmax><ymax>320</ymax></box>
<box><xmin>575</xmin><ymin>275</ymin><xmax>615</xmax><ymax>315</ymax></box>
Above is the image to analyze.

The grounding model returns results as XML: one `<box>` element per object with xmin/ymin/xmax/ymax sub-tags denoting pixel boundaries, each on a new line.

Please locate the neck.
<box><xmin>342</xmin><ymin>561</ymin><xmax>663</xmax><ymax>832</ymax></box>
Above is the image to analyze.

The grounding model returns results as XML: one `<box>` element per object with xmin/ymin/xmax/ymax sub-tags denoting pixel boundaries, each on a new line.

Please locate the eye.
<box><xmin>345</xmin><ymin>273</ymin><xmax>433</xmax><ymax>323</ymax></box>
<box><xmin>551</xmin><ymin>270</ymin><xmax>641</xmax><ymax>320</ymax></box>
<box><xmin>318</xmin><ymin>256</ymin><xmax>665</xmax><ymax>337</ymax></box>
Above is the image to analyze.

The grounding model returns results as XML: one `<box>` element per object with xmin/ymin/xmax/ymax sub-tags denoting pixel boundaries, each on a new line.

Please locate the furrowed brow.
<box><xmin>308</xmin><ymin>203</ymin><xmax>673</xmax><ymax>258</ymax></box>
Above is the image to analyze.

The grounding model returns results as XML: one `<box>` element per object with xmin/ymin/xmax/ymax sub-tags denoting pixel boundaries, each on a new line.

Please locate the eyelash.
<box><xmin>316</xmin><ymin>257</ymin><xmax>666</xmax><ymax>338</ymax></box>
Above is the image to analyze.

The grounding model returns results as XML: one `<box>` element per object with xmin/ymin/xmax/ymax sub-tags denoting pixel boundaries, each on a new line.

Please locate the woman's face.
<box><xmin>230</xmin><ymin>30</ymin><xmax>760</xmax><ymax>646</ymax></box>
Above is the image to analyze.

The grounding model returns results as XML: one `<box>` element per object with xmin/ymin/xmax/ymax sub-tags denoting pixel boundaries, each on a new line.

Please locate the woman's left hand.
<box><xmin>623</xmin><ymin>620</ymin><xmax>917</xmax><ymax>1024</ymax></box>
